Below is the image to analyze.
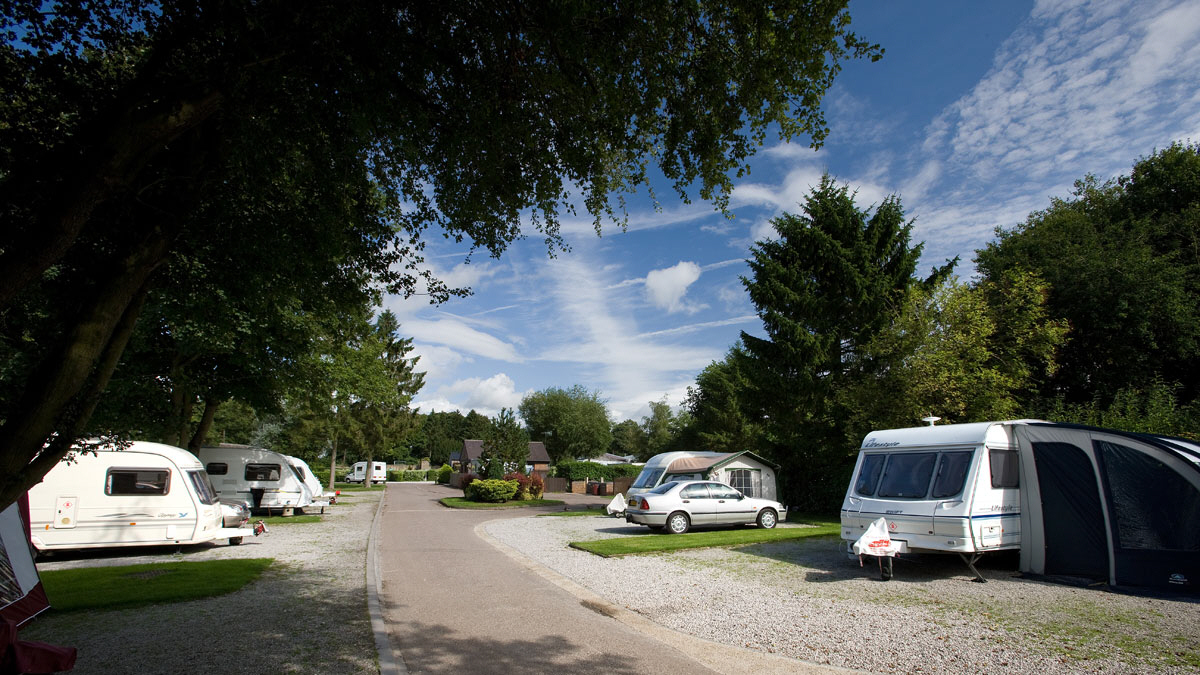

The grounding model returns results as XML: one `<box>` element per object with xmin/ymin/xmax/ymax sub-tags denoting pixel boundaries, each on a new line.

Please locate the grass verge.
<box><xmin>333</xmin><ymin>482</ymin><xmax>386</xmax><ymax>492</ymax></box>
<box><xmin>259</xmin><ymin>514</ymin><xmax>323</xmax><ymax>525</ymax></box>
<box><xmin>440</xmin><ymin>497</ymin><xmax>565</xmax><ymax>509</ymax></box>
<box><xmin>571</xmin><ymin>523</ymin><xmax>840</xmax><ymax>557</ymax></box>
<box><xmin>40</xmin><ymin>558</ymin><xmax>274</xmax><ymax>612</ymax></box>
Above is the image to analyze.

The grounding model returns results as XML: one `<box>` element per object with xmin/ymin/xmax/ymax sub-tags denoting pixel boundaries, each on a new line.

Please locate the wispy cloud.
<box><xmin>414</xmin><ymin>373</ymin><xmax>527</xmax><ymax>418</ymax></box>
<box><xmin>636</xmin><ymin>315</ymin><xmax>758</xmax><ymax>339</ymax></box>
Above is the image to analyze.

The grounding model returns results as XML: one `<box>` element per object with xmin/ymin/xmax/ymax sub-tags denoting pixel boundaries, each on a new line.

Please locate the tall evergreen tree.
<box><xmin>739</xmin><ymin>175</ymin><xmax>951</xmax><ymax>509</ymax></box>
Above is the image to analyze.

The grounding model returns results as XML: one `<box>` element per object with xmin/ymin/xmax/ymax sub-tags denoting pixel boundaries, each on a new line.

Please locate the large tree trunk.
<box><xmin>328</xmin><ymin>433</ymin><xmax>340</xmax><ymax>492</ymax></box>
<box><xmin>188</xmin><ymin>398</ymin><xmax>221</xmax><ymax>454</ymax></box>
<box><xmin>0</xmin><ymin>226</ymin><xmax>175</xmax><ymax>510</ymax></box>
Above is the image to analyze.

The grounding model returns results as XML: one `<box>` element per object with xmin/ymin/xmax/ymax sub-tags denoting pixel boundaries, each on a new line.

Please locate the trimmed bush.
<box><xmin>400</xmin><ymin>470</ymin><xmax>425</xmax><ymax>481</ymax></box>
<box><xmin>610</xmin><ymin>463</ymin><xmax>643</xmax><ymax>478</ymax></box>
<box><xmin>504</xmin><ymin>472</ymin><xmax>532</xmax><ymax>500</ymax></box>
<box><xmin>425</xmin><ymin>469</ymin><xmax>439</xmax><ymax>481</ymax></box>
<box><xmin>529</xmin><ymin>472</ymin><xmax>545</xmax><ymax>499</ymax></box>
<box><xmin>466</xmin><ymin>478</ymin><xmax>518</xmax><ymax>502</ymax></box>
<box><xmin>386</xmin><ymin>470</ymin><xmax>402</xmax><ymax>482</ymax></box>
<box><xmin>554</xmin><ymin>460</ymin><xmax>612</xmax><ymax>481</ymax></box>
<box><xmin>436</xmin><ymin>464</ymin><xmax>452</xmax><ymax>484</ymax></box>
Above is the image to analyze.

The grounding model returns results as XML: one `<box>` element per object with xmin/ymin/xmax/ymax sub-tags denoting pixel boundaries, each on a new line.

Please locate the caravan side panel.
<box><xmin>28</xmin><ymin>444</ymin><xmax>225</xmax><ymax>551</ymax></box>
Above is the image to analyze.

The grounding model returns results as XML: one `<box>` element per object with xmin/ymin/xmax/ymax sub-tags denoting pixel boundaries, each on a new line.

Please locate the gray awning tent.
<box><xmin>1014</xmin><ymin>422</ymin><xmax>1200</xmax><ymax>592</ymax></box>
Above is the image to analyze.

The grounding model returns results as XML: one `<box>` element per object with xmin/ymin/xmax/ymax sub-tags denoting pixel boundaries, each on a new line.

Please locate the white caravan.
<box><xmin>840</xmin><ymin>421</ymin><xmax>1039</xmax><ymax>579</ymax></box>
<box><xmin>27</xmin><ymin>441</ymin><xmax>253</xmax><ymax>552</ymax></box>
<box><xmin>344</xmin><ymin>461</ymin><xmax>387</xmax><ymax>484</ymax></box>
<box><xmin>198</xmin><ymin>444</ymin><xmax>328</xmax><ymax>514</ymax></box>
<box><xmin>285</xmin><ymin>455</ymin><xmax>325</xmax><ymax>501</ymax></box>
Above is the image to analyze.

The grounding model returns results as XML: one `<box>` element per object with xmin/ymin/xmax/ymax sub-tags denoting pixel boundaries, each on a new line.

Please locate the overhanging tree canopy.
<box><xmin>0</xmin><ymin>1</ymin><xmax>880</xmax><ymax>509</ymax></box>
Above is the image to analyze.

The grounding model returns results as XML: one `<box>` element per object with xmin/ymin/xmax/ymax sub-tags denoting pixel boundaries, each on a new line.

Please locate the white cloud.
<box><xmin>404</xmin><ymin>318</ymin><xmax>523</xmax><ymax>363</ymax></box>
<box><xmin>644</xmin><ymin>261</ymin><xmax>705</xmax><ymax>314</ymax></box>
<box><xmin>413</xmin><ymin>373</ymin><xmax>528</xmax><ymax>418</ymax></box>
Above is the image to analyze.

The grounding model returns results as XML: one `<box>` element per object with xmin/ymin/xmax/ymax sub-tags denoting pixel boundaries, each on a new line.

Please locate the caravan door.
<box><xmin>52</xmin><ymin>496</ymin><xmax>78</xmax><ymax>529</ymax></box>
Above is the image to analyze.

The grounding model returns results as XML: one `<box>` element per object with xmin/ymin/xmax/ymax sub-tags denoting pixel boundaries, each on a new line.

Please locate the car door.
<box><xmin>709</xmin><ymin>483</ymin><xmax>754</xmax><ymax>524</ymax></box>
<box><xmin>678</xmin><ymin>483</ymin><xmax>715</xmax><ymax>525</ymax></box>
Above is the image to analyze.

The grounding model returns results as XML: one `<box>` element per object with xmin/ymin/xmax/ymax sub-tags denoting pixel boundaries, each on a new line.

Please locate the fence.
<box><xmin>543</xmin><ymin>476</ymin><xmax>568</xmax><ymax>493</ymax></box>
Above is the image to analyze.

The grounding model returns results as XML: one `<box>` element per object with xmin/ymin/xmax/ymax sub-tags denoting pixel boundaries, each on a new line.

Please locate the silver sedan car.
<box><xmin>624</xmin><ymin>480</ymin><xmax>787</xmax><ymax>534</ymax></box>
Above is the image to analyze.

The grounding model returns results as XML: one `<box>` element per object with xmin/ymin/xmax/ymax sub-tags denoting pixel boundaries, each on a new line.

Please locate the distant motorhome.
<box><xmin>344</xmin><ymin>461</ymin><xmax>387</xmax><ymax>484</ymax></box>
<box><xmin>198</xmin><ymin>444</ymin><xmax>328</xmax><ymax>514</ymax></box>
<box><xmin>27</xmin><ymin>441</ymin><xmax>253</xmax><ymax>552</ymax></box>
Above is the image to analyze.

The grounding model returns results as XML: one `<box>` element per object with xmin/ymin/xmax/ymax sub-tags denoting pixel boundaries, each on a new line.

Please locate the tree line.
<box><xmin>0</xmin><ymin>0</ymin><xmax>876</xmax><ymax>510</ymax></box>
<box><xmin>681</xmin><ymin>144</ymin><xmax>1200</xmax><ymax>511</ymax></box>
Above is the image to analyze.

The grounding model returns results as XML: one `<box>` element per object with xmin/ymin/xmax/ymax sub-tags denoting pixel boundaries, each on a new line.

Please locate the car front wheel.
<box><xmin>666</xmin><ymin>512</ymin><xmax>690</xmax><ymax>534</ymax></box>
<box><xmin>757</xmin><ymin>509</ymin><xmax>777</xmax><ymax>529</ymax></box>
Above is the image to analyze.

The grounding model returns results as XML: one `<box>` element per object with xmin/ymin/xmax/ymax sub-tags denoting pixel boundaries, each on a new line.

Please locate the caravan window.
<box><xmin>877</xmin><ymin>453</ymin><xmax>936</xmax><ymax>498</ymax></box>
<box><xmin>205</xmin><ymin>462</ymin><xmax>228</xmax><ymax>476</ymax></box>
<box><xmin>931</xmin><ymin>451</ymin><xmax>973</xmax><ymax>498</ymax></box>
<box><xmin>854</xmin><ymin>454</ymin><xmax>887</xmax><ymax>496</ymax></box>
<box><xmin>989</xmin><ymin>449</ymin><xmax>1019</xmax><ymax>488</ymax></box>
<box><xmin>245</xmin><ymin>463</ymin><xmax>281</xmax><ymax>481</ymax></box>
<box><xmin>106</xmin><ymin>469</ymin><xmax>169</xmax><ymax>496</ymax></box>
<box><xmin>188</xmin><ymin>470</ymin><xmax>220</xmax><ymax>505</ymax></box>
<box><xmin>631</xmin><ymin>468</ymin><xmax>664</xmax><ymax>489</ymax></box>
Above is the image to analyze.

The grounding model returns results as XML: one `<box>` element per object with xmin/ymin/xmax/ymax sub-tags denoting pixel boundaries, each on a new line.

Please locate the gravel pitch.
<box><xmin>484</xmin><ymin>515</ymin><xmax>1200</xmax><ymax>674</ymax></box>
<box><xmin>23</xmin><ymin>491</ymin><xmax>383</xmax><ymax>675</ymax></box>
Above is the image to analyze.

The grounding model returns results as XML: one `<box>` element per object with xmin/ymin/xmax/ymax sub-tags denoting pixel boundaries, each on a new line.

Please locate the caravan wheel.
<box><xmin>229</xmin><ymin>537</ymin><xmax>244</xmax><ymax>546</ymax></box>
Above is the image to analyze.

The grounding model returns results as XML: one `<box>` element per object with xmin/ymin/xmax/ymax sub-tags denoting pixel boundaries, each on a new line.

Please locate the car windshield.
<box><xmin>649</xmin><ymin>481</ymin><xmax>678</xmax><ymax>495</ymax></box>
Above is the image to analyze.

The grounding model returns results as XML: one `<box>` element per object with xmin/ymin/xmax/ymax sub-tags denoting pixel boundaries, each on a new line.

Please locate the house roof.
<box><xmin>461</xmin><ymin>440</ymin><xmax>550</xmax><ymax>463</ymax></box>
<box><xmin>666</xmin><ymin>450</ymin><xmax>778</xmax><ymax>473</ymax></box>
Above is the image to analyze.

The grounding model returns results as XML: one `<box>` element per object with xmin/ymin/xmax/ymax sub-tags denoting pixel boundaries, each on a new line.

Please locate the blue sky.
<box><xmin>385</xmin><ymin>0</ymin><xmax>1200</xmax><ymax>424</ymax></box>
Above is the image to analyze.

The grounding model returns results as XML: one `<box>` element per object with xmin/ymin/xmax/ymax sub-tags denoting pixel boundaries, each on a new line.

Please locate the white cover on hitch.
<box><xmin>606</xmin><ymin>493</ymin><xmax>627</xmax><ymax>516</ymax></box>
<box><xmin>852</xmin><ymin>517</ymin><xmax>901</xmax><ymax>557</ymax></box>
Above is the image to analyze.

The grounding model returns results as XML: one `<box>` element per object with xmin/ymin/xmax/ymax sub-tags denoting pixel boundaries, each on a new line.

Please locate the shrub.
<box><xmin>401</xmin><ymin>470</ymin><xmax>425</xmax><ymax>481</ymax></box>
<box><xmin>425</xmin><ymin>469</ymin><xmax>439</xmax><ymax>481</ymax></box>
<box><xmin>466</xmin><ymin>478</ymin><xmax>518</xmax><ymax>502</ymax></box>
<box><xmin>436</xmin><ymin>464</ymin><xmax>453</xmax><ymax>484</ymax></box>
<box><xmin>460</xmin><ymin>472</ymin><xmax>479</xmax><ymax>496</ymax></box>
<box><xmin>386</xmin><ymin>470</ymin><xmax>402</xmax><ymax>482</ymax></box>
<box><xmin>312</xmin><ymin>469</ymin><xmax>332</xmax><ymax>486</ymax></box>
<box><xmin>504</xmin><ymin>472</ymin><xmax>532</xmax><ymax>500</ymax></box>
<box><xmin>529</xmin><ymin>473</ymin><xmax>545</xmax><ymax>499</ymax></box>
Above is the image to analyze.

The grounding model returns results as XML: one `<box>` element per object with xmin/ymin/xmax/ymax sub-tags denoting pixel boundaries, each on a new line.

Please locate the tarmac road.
<box><xmin>374</xmin><ymin>483</ymin><xmax>720</xmax><ymax>675</ymax></box>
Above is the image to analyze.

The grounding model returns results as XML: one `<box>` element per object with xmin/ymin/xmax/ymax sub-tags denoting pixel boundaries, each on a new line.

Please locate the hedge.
<box><xmin>553</xmin><ymin>461</ymin><xmax>643</xmax><ymax>481</ymax></box>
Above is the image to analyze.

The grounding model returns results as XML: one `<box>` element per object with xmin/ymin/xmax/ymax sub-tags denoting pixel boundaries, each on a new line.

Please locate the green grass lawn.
<box><xmin>332</xmin><ymin>482</ymin><xmax>386</xmax><ymax>492</ymax></box>
<box><xmin>258</xmin><ymin>514</ymin><xmax>323</xmax><ymax>525</ymax></box>
<box><xmin>40</xmin><ymin>558</ymin><xmax>274</xmax><ymax>612</ymax></box>
<box><xmin>440</xmin><ymin>497</ymin><xmax>565</xmax><ymax>509</ymax></box>
<box><xmin>570</xmin><ymin>522</ymin><xmax>840</xmax><ymax>557</ymax></box>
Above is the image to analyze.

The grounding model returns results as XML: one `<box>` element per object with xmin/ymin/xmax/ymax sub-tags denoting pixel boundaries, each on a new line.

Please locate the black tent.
<box><xmin>1015</xmin><ymin>423</ymin><xmax>1200</xmax><ymax>592</ymax></box>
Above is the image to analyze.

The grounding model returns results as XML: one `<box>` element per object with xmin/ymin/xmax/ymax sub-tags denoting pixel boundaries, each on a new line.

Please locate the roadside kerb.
<box><xmin>368</xmin><ymin>484</ymin><xmax>406</xmax><ymax>674</ymax></box>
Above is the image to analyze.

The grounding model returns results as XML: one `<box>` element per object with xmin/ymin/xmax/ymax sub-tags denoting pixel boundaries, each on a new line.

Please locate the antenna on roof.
<box><xmin>921</xmin><ymin>416</ymin><xmax>941</xmax><ymax>427</ymax></box>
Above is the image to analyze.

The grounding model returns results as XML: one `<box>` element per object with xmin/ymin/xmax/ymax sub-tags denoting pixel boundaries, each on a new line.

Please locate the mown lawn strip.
<box><xmin>571</xmin><ymin>523</ymin><xmax>840</xmax><ymax>557</ymax></box>
<box><xmin>40</xmin><ymin>558</ymin><xmax>274</xmax><ymax>612</ymax></box>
